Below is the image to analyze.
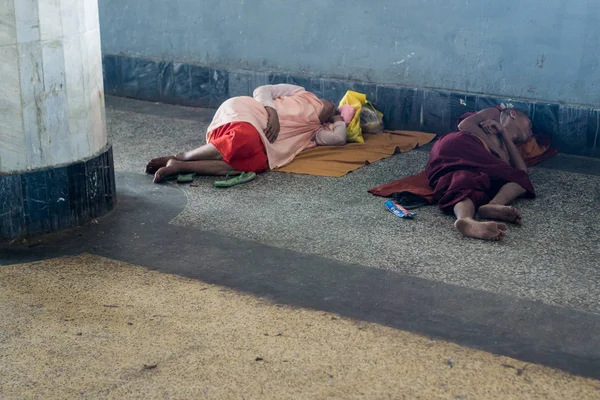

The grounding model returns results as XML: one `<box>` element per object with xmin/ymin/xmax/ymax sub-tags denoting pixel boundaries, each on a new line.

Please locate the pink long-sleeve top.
<box><xmin>206</xmin><ymin>84</ymin><xmax>346</xmax><ymax>169</ymax></box>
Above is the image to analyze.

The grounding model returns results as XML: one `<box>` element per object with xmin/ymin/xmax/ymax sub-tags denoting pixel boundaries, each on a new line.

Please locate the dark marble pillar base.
<box><xmin>0</xmin><ymin>145</ymin><xmax>116</xmax><ymax>242</ymax></box>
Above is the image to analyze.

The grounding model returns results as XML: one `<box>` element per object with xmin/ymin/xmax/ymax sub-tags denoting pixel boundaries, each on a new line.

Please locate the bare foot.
<box><xmin>478</xmin><ymin>204</ymin><xmax>523</xmax><ymax>225</ymax></box>
<box><xmin>153</xmin><ymin>159</ymin><xmax>182</xmax><ymax>183</ymax></box>
<box><xmin>455</xmin><ymin>218</ymin><xmax>508</xmax><ymax>241</ymax></box>
<box><xmin>146</xmin><ymin>156</ymin><xmax>177</xmax><ymax>175</ymax></box>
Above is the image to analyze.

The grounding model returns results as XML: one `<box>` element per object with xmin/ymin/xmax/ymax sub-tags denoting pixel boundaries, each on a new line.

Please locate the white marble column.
<box><xmin>0</xmin><ymin>0</ymin><xmax>107</xmax><ymax>173</ymax></box>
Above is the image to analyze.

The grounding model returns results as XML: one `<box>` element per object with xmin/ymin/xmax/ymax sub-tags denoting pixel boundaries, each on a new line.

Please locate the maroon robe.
<box><xmin>425</xmin><ymin>131</ymin><xmax>535</xmax><ymax>212</ymax></box>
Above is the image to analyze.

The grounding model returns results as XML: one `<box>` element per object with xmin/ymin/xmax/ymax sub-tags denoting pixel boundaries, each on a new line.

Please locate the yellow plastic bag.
<box><xmin>338</xmin><ymin>90</ymin><xmax>383</xmax><ymax>143</ymax></box>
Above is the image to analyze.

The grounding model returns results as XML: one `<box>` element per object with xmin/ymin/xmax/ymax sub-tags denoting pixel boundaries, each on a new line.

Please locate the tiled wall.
<box><xmin>103</xmin><ymin>55</ymin><xmax>600</xmax><ymax>159</ymax></box>
<box><xmin>0</xmin><ymin>146</ymin><xmax>116</xmax><ymax>241</ymax></box>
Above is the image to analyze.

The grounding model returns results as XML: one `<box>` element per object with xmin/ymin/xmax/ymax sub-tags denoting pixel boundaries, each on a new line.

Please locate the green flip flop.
<box><xmin>214</xmin><ymin>172</ymin><xmax>256</xmax><ymax>188</ymax></box>
<box><xmin>161</xmin><ymin>174</ymin><xmax>178</xmax><ymax>182</ymax></box>
<box><xmin>176</xmin><ymin>173</ymin><xmax>197</xmax><ymax>184</ymax></box>
<box><xmin>158</xmin><ymin>173</ymin><xmax>195</xmax><ymax>183</ymax></box>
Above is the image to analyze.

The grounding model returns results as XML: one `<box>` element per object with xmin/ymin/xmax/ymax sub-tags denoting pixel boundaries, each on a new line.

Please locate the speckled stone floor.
<box><xmin>107</xmin><ymin>96</ymin><xmax>600</xmax><ymax>313</ymax></box>
<box><xmin>2</xmin><ymin>96</ymin><xmax>600</xmax><ymax>397</ymax></box>
<box><xmin>2</xmin><ymin>254</ymin><xmax>599</xmax><ymax>399</ymax></box>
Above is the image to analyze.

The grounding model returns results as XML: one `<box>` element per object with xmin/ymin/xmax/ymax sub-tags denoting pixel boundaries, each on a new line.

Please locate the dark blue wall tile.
<box><xmin>450</xmin><ymin>93</ymin><xmax>478</xmax><ymax>130</ymax></box>
<box><xmin>376</xmin><ymin>86</ymin><xmax>400</xmax><ymax>130</ymax></box>
<box><xmin>323</xmin><ymin>79</ymin><xmax>350</xmax><ymax>102</ymax></box>
<box><xmin>422</xmin><ymin>90</ymin><xmax>451</xmax><ymax>134</ymax></box>
<box><xmin>134</xmin><ymin>59</ymin><xmax>160</xmax><ymax>102</ymax></box>
<box><xmin>353</xmin><ymin>83</ymin><xmax>377</xmax><ymax>104</ymax></box>
<box><xmin>475</xmin><ymin>95</ymin><xmax>499</xmax><ymax>110</ymax></box>
<box><xmin>285</xmin><ymin>75</ymin><xmax>307</xmax><ymax>88</ymax></box>
<box><xmin>121</xmin><ymin>56</ymin><xmax>139</xmax><ymax>98</ymax></box>
<box><xmin>0</xmin><ymin>175</ymin><xmax>24</xmax><ymax>240</ymax></box>
<box><xmin>189</xmin><ymin>65</ymin><xmax>211</xmax><ymax>107</ymax></box>
<box><xmin>21</xmin><ymin>170</ymin><xmax>50</xmax><ymax>236</ymax></box>
<box><xmin>375</xmin><ymin>86</ymin><xmax>397</xmax><ymax>129</ymax></box>
<box><xmin>309</xmin><ymin>78</ymin><xmax>326</xmax><ymax>99</ymax></box>
<box><xmin>47</xmin><ymin>166</ymin><xmax>70</xmax><ymax>232</ymax></box>
<box><xmin>286</xmin><ymin>76</ymin><xmax>320</xmax><ymax>97</ymax></box>
<box><xmin>209</xmin><ymin>69</ymin><xmax>229</xmax><ymax>108</ymax></box>
<box><xmin>287</xmin><ymin>76</ymin><xmax>366</xmax><ymax>103</ymax></box>
<box><xmin>96</xmin><ymin>151</ymin><xmax>110</xmax><ymax>215</ymax></box>
<box><xmin>1</xmin><ymin>147</ymin><xmax>115</xmax><ymax>241</ymax></box>
<box><xmin>95</xmin><ymin>151</ymin><xmax>110</xmax><ymax>217</ymax></box>
<box><xmin>506</xmin><ymin>100</ymin><xmax>533</xmax><ymax>116</ymax></box>
<box><xmin>228</xmin><ymin>71</ymin><xmax>251</xmax><ymax>97</ymax></box>
<box><xmin>376</xmin><ymin>86</ymin><xmax>422</xmax><ymax>131</ymax></box>
<box><xmin>67</xmin><ymin>160</ymin><xmax>88</xmax><ymax>227</ymax></box>
<box><xmin>268</xmin><ymin>73</ymin><xmax>287</xmax><ymax>85</ymax></box>
<box><xmin>158</xmin><ymin>61</ymin><xmax>174</xmax><ymax>100</ymax></box>
<box><xmin>531</xmin><ymin>103</ymin><xmax>559</xmax><ymax>137</ymax></box>
<box><xmin>97</xmin><ymin>149</ymin><xmax>116</xmax><ymax>212</ymax></box>
<box><xmin>587</xmin><ymin>109</ymin><xmax>600</xmax><ymax>156</ymax></box>
<box><xmin>85</xmin><ymin>156</ymin><xmax>106</xmax><ymax>219</ymax></box>
<box><xmin>587</xmin><ymin>111</ymin><xmax>600</xmax><ymax>158</ymax></box>
<box><xmin>105</xmin><ymin>147</ymin><xmax>117</xmax><ymax>211</ymax></box>
<box><xmin>557</xmin><ymin>106</ymin><xmax>588</xmax><ymax>155</ymax></box>
<box><xmin>398</xmin><ymin>88</ymin><xmax>423</xmax><ymax>131</ymax></box>
<box><xmin>120</xmin><ymin>56</ymin><xmax>165</xmax><ymax>102</ymax></box>
<box><xmin>249</xmin><ymin>72</ymin><xmax>270</xmax><ymax>93</ymax></box>
<box><xmin>476</xmin><ymin>96</ymin><xmax>532</xmax><ymax>116</ymax></box>
<box><xmin>172</xmin><ymin>63</ymin><xmax>191</xmax><ymax>101</ymax></box>
<box><xmin>102</xmin><ymin>54</ymin><xmax>122</xmax><ymax>96</ymax></box>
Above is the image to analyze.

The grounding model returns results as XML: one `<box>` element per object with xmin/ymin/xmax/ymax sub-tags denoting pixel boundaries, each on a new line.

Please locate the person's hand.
<box><xmin>479</xmin><ymin>119</ymin><xmax>504</xmax><ymax>136</ymax></box>
<box><xmin>331</xmin><ymin>115</ymin><xmax>343</xmax><ymax>123</ymax></box>
<box><xmin>264</xmin><ymin>106</ymin><xmax>280</xmax><ymax>143</ymax></box>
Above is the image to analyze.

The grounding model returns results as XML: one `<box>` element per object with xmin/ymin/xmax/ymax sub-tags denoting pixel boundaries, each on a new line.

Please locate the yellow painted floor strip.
<box><xmin>1</xmin><ymin>254</ymin><xmax>598</xmax><ymax>399</ymax></box>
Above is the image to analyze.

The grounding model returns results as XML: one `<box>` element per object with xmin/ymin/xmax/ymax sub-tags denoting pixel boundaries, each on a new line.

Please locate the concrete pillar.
<box><xmin>0</xmin><ymin>0</ymin><xmax>115</xmax><ymax>241</ymax></box>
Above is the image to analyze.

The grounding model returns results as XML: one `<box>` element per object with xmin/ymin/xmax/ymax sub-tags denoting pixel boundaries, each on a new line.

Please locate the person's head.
<box><xmin>319</xmin><ymin>99</ymin><xmax>339</xmax><ymax>123</ymax></box>
<box><xmin>500</xmin><ymin>109</ymin><xmax>533</xmax><ymax>143</ymax></box>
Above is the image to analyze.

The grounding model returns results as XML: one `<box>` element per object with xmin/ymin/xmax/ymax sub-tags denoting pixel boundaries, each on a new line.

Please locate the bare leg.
<box><xmin>453</xmin><ymin>198</ymin><xmax>508</xmax><ymax>241</ymax></box>
<box><xmin>146</xmin><ymin>144</ymin><xmax>223</xmax><ymax>174</ymax></box>
<box><xmin>478</xmin><ymin>182</ymin><xmax>526</xmax><ymax>225</ymax></box>
<box><xmin>177</xmin><ymin>144</ymin><xmax>223</xmax><ymax>162</ymax></box>
<box><xmin>153</xmin><ymin>159</ymin><xmax>235</xmax><ymax>183</ymax></box>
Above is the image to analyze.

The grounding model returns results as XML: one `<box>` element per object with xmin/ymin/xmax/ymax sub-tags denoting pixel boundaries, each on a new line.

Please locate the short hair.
<box><xmin>503</xmin><ymin>108</ymin><xmax>529</xmax><ymax>119</ymax></box>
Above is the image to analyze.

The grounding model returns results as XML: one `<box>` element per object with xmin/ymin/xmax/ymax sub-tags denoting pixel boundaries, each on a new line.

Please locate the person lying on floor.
<box><xmin>425</xmin><ymin>106</ymin><xmax>535</xmax><ymax>241</ymax></box>
<box><xmin>146</xmin><ymin>84</ymin><xmax>347</xmax><ymax>183</ymax></box>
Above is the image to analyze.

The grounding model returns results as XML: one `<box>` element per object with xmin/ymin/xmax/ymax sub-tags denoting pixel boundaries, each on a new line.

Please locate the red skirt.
<box><xmin>208</xmin><ymin>122</ymin><xmax>269</xmax><ymax>173</ymax></box>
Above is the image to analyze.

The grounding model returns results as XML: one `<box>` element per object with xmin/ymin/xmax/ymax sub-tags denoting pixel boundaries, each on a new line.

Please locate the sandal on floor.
<box><xmin>177</xmin><ymin>173</ymin><xmax>197</xmax><ymax>183</ymax></box>
<box><xmin>157</xmin><ymin>173</ymin><xmax>195</xmax><ymax>183</ymax></box>
<box><xmin>160</xmin><ymin>174</ymin><xmax>179</xmax><ymax>182</ymax></box>
<box><xmin>214</xmin><ymin>172</ymin><xmax>256</xmax><ymax>188</ymax></box>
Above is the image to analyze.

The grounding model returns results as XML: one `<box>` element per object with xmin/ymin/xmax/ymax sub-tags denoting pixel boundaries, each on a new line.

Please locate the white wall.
<box><xmin>99</xmin><ymin>0</ymin><xmax>600</xmax><ymax>107</ymax></box>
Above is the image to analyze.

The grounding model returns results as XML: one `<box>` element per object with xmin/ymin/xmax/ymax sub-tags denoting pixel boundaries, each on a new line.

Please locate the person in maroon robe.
<box><xmin>426</xmin><ymin>107</ymin><xmax>534</xmax><ymax>241</ymax></box>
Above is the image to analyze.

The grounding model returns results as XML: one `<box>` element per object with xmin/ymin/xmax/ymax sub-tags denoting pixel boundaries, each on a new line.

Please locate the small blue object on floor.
<box><xmin>385</xmin><ymin>200</ymin><xmax>417</xmax><ymax>219</ymax></box>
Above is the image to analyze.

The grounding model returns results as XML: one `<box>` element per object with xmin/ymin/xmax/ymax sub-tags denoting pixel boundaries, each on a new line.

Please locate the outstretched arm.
<box><xmin>457</xmin><ymin>107</ymin><xmax>501</xmax><ymax>133</ymax></box>
<box><xmin>252</xmin><ymin>84</ymin><xmax>304</xmax><ymax>143</ymax></box>
<box><xmin>458</xmin><ymin>108</ymin><xmax>507</xmax><ymax>160</ymax></box>
<box><xmin>315</xmin><ymin>116</ymin><xmax>346</xmax><ymax>146</ymax></box>
<box><xmin>500</xmin><ymin>128</ymin><xmax>528</xmax><ymax>172</ymax></box>
<box><xmin>482</xmin><ymin>121</ymin><xmax>528</xmax><ymax>172</ymax></box>
<box><xmin>252</xmin><ymin>84</ymin><xmax>305</xmax><ymax>108</ymax></box>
